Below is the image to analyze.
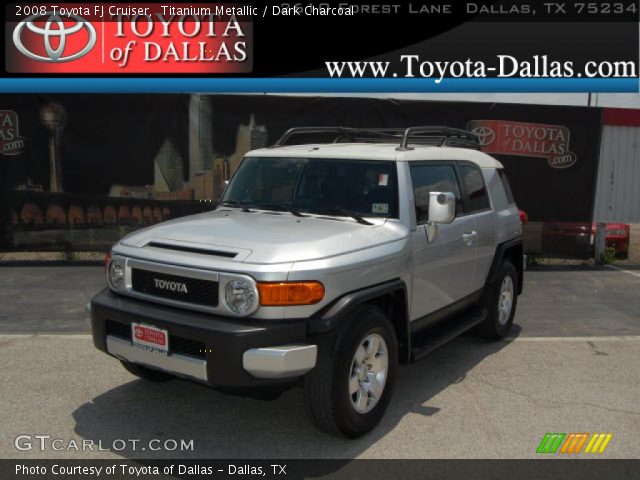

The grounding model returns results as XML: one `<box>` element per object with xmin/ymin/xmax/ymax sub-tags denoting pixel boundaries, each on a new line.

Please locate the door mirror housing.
<box><xmin>428</xmin><ymin>192</ymin><xmax>456</xmax><ymax>224</ymax></box>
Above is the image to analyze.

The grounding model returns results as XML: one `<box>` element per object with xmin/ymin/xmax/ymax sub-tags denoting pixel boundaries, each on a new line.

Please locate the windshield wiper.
<box><xmin>310</xmin><ymin>208</ymin><xmax>374</xmax><ymax>225</ymax></box>
<box><xmin>256</xmin><ymin>204</ymin><xmax>308</xmax><ymax>217</ymax></box>
<box><xmin>220</xmin><ymin>201</ymin><xmax>252</xmax><ymax>212</ymax></box>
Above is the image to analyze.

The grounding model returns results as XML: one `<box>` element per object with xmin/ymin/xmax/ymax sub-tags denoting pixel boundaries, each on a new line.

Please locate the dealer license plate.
<box><xmin>131</xmin><ymin>323</ymin><xmax>169</xmax><ymax>355</ymax></box>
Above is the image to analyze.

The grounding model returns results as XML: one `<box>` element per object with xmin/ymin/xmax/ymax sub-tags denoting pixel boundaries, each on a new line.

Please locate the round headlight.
<box><xmin>108</xmin><ymin>257</ymin><xmax>125</xmax><ymax>290</ymax></box>
<box><xmin>224</xmin><ymin>279</ymin><xmax>257</xmax><ymax>316</ymax></box>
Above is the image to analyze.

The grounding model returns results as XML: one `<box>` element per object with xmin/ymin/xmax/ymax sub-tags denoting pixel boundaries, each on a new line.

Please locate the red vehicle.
<box><xmin>542</xmin><ymin>222</ymin><xmax>630</xmax><ymax>259</ymax></box>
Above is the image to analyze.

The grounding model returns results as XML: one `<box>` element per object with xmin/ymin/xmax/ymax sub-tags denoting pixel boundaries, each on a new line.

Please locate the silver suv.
<box><xmin>90</xmin><ymin>126</ymin><xmax>523</xmax><ymax>438</ymax></box>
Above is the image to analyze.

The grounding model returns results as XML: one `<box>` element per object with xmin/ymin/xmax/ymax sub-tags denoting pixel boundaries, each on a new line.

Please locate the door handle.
<box><xmin>462</xmin><ymin>231</ymin><xmax>477</xmax><ymax>246</ymax></box>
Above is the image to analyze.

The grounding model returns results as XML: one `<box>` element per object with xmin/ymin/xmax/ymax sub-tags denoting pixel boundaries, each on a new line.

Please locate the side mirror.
<box><xmin>428</xmin><ymin>192</ymin><xmax>455</xmax><ymax>224</ymax></box>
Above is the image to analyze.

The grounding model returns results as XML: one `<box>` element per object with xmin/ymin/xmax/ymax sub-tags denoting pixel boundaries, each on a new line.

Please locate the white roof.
<box><xmin>246</xmin><ymin>143</ymin><xmax>503</xmax><ymax>169</ymax></box>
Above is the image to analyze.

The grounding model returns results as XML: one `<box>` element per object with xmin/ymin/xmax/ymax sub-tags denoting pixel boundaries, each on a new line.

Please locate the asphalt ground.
<box><xmin>0</xmin><ymin>265</ymin><xmax>639</xmax><ymax>459</ymax></box>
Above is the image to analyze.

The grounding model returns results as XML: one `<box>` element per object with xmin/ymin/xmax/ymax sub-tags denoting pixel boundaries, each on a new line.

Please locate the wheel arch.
<box><xmin>486</xmin><ymin>236</ymin><xmax>524</xmax><ymax>294</ymax></box>
<box><xmin>308</xmin><ymin>279</ymin><xmax>411</xmax><ymax>364</ymax></box>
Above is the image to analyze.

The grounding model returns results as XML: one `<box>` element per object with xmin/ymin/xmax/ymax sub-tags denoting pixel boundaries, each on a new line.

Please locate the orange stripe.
<box><xmin>560</xmin><ymin>434</ymin><xmax>575</xmax><ymax>453</ymax></box>
<box><xmin>572</xmin><ymin>434</ymin><xmax>589</xmax><ymax>453</ymax></box>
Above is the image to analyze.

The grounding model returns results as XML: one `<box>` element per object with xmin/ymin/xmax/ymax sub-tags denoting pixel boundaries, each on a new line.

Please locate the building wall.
<box><xmin>593</xmin><ymin>109</ymin><xmax>640</xmax><ymax>222</ymax></box>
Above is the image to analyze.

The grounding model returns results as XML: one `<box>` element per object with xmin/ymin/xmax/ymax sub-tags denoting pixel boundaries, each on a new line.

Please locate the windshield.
<box><xmin>221</xmin><ymin>157</ymin><xmax>399</xmax><ymax>218</ymax></box>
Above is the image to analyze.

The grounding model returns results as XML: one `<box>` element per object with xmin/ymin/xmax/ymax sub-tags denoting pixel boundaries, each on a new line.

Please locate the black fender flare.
<box><xmin>486</xmin><ymin>236</ymin><xmax>524</xmax><ymax>295</ymax></box>
<box><xmin>307</xmin><ymin>279</ymin><xmax>411</xmax><ymax>361</ymax></box>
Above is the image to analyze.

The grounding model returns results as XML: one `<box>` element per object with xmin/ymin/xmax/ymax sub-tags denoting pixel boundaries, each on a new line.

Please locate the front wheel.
<box><xmin>477</xmin><ymin>260</ymin><xmax>518</xmax><ymax>339</ymax></box>
<box><xmin>304</xmin><ymin>304</ymin><xmax>398</xmax><ymax>438</ymax></box>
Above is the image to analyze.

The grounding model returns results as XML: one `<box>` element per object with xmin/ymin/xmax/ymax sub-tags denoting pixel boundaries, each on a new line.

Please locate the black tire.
<box><xmin>304</xmin><ymin>304</ymin><xmax>398</xmax><ymax>438</ymax></box>
<box><xmin>476</xmin><ymin>260</ymin><xmax>518</xmax><ymax>340</ymax></box>
<box><xmin>120</xmin><ymin>360</ymin><xmax>174</xmax><ymax>382</ymax></box>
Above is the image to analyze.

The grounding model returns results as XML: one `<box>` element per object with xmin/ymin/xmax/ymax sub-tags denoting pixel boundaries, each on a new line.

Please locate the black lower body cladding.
<box><xmin>90</xmin><ymin>288</ymin><xmax>308</xmax><ymax>388</ymax></box>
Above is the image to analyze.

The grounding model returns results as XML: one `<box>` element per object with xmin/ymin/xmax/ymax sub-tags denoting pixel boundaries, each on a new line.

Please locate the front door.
<box><xmin>409</xmin><ymin>163</ymin><xmax>477</xmax><ymax>321</ymax></box>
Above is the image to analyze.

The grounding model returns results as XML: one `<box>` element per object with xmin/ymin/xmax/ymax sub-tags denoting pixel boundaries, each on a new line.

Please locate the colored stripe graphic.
<box><xmin>537</xmin><ymin>433</ymin><xmax>566</xmax><ymax>453</ymax></box>
<box><xmin>538</xmin><ymin>433</ymin><xmax>613</xmax><ymax>454</ymax></box>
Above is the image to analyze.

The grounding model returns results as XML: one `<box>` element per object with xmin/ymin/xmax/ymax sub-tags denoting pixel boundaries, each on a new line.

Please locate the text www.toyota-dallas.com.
<box><xmin>14</xmin><ymin>434</ymin><xmax>194</xmax><ymax>453</ymax></box>
<box><xmin>325</xmin><ymin>55</ymin><xmax>638</xmax><ymax>83</ymax></box>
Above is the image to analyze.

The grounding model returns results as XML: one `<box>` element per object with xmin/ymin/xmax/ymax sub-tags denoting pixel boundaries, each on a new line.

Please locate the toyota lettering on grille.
<box><xmin>153</xmin><ymin>278</ymin><xmax>188</xmax><ymax>293</ymax></box>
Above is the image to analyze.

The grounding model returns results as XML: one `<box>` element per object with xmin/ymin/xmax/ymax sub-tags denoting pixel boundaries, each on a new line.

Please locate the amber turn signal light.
<box><xmin>257</xmin><ymin>281</ymin><xmax>325</xmax><ymax>306</ymax></box>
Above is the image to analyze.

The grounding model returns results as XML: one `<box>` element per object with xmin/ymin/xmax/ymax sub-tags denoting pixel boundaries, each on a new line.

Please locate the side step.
<box><xmin>410</xmin><ymin>307</ymin><xmax>487</xmax><ymax>362</ymax></box>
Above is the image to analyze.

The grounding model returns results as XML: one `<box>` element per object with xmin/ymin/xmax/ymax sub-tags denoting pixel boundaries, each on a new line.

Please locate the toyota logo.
<box><xmin>12</xmin><ymin>12</ymin><xmax>96</xmax><ymax>62</ymax></box>
<box><xmin>470</xmin><ymin>126</ymin><xmax>496</xmax><ymax>146</ymax></box>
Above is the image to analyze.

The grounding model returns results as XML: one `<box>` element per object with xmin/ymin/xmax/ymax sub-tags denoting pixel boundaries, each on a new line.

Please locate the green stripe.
<box><xmin>548</xmin><ymin>433</ymin><xmax>566</xmax><ymax>453</ymax></box>
<box><xmin>537</xmin><ymin>433</ymin><xmax>566</xmax><ymax>453</ymax></box>
<box><xmin>536</xmin><ymin>433</ymin><xmax>553</xmax><ymax>453</ymax></box>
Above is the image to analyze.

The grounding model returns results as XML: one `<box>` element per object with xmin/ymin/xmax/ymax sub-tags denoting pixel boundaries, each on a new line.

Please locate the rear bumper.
<box><xmin>91</xmin><ymin>288</ymin><xmax>316</xmax><ymax>388</ymax></box>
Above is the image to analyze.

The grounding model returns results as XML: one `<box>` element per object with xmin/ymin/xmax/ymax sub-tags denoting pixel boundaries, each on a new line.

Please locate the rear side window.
<box><xmin>459</xmin><ymin>164</ymin><xmax>490</xmax><ymax>212</ymax></box>
<box><xmin>410</xmin><ymin>164</ymin><xmax>462</xmax><ymax>224</ymax></box>
<box><xmin>497</xmin><ymin>169</ymin><xmax>515</xmax><ymax>204</ymax></box>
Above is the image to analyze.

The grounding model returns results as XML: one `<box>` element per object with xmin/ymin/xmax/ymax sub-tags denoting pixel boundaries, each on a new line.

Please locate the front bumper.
<box><xmin>90</xmin><ymin>288</ymin><xmax>316</xmax><ymax>388</ymax></box>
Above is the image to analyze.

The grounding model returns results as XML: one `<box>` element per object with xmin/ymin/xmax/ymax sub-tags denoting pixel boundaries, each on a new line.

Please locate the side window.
<box><xmin>410</xmin><ymin>164</ymin><xmax>462</xmax><ymax>224</ymax></box>
<box><xmin>459</xmin><ymin>164</ymin><xmax>490</xmax><ymax>212</ymax></box>
<box><xmin>497</xmin><ymin>169</ymin><xmax>516</xmax><ymax>204</ymax></box>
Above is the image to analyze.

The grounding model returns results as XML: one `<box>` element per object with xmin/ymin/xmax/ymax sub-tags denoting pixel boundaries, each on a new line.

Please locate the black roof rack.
<box><xmin>271</xmin><ymin>126</ymin><xmax>480</xmax><ymax>150</ymax></box>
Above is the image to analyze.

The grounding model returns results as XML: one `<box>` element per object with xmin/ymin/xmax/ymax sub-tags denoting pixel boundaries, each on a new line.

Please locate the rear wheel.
<box><xmin>304</xmin><ymin>304</ymin><xmax>398</xmax><ymax>438</ymax></box>
<box><xmin>477</xmin><ymin>260</ymin><xmax>518</xmax><ymax>339</ymax></box>
<box><xmin>120</xmin><ymin>360</ymin><xmax>174</xmax><ymax>382</ymax></box>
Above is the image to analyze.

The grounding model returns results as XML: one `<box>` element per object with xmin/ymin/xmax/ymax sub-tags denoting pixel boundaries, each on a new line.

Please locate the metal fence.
<box><xmin>617</xmin><ymin>223</ymin><xmax>640</xmax><ymax>265</ymax></box>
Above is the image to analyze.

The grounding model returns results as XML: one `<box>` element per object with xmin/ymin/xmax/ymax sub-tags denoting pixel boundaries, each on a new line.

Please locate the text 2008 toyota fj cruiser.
<box><xmin>90</xmin><ymin>126</ymin><xmax>523</xmax><ymax>438</ymax></box>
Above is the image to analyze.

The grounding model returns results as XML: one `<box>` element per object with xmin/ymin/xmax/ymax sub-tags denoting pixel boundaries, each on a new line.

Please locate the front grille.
<box><xmin>131</xmin><ymin>268</ymin><xmax>218</xmax><ymax>307</ymax></box>
<box><xmin>105</xmin><ymin>320</ymin><xmax>207</xmax><ymax>359</ymax></box>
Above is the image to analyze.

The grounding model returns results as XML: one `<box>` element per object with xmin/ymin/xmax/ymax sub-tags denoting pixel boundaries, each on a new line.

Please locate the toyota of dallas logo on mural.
<box><xmin>5</xmin><ymin>3</ymin><xmax>253</xmax><ymax>73</ymax></box>
<box><xmin>468</xmin><ymin>119</ymin><xmax>578</xmax><ymax>169</ymax></box>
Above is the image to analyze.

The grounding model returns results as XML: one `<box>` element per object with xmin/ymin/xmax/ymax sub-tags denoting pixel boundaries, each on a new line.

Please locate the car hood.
<box><xmin>120</xmin><ymin>209</ymin><xmax>408</xmax><ymax>264</ymax></box>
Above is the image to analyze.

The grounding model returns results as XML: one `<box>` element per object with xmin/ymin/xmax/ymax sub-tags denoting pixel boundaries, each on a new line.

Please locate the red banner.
<box><xmin>5</xmin><ymin>3</ymin><xmax>252</xmax><ymax>73</ymax></box>
<box><xmin>467</xmin><ymin>119</ymin><xmax>577</xmax><ymax>169</ymax></box>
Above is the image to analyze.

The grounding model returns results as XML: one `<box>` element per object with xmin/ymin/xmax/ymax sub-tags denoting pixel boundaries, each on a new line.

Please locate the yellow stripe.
<box><xmin>560</xmin><ymin>434</ymin><xmax>575</xmax><ymax>453</ymax></box>
<box><xmin>591</xmin><ymin>434</ymin><xmax>606</xmax><ymax>453</ymax></box>
<box><xmin>584</xmin><ymin>434</ymin><xmax>598</xmax><ymax>453</ymax></box>
<box><xmin>598</xmin><ymin>434</ymin><xmax>613</xmax><ymax>453</ymax></box>
<box><xmin>573</xmin><ymin>434</ymin><xmax>589</xmax><ymax>453</ymax></box>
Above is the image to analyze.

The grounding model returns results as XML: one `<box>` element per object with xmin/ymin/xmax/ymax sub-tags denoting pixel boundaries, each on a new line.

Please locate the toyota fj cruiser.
<box><xmin>90</xmin><ymin>126</ymin><xmax>523</xmax><ymax>438</ymax></box>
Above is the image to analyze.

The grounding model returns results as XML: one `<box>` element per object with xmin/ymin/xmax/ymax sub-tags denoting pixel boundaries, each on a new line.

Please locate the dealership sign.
<box><xmin>0</xmin><ymin>110</ymin><xmax>26</xmax><ymax>156</ymax></box>
<box><xmin>5</xmin><ymin>3</ymin><xmax>252</xmax><ymax>73</ymax></box>
<box><xmin>467</xmin><ymin>119</ymin><xmax>577</xmax><ymax>168</ymax></box>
